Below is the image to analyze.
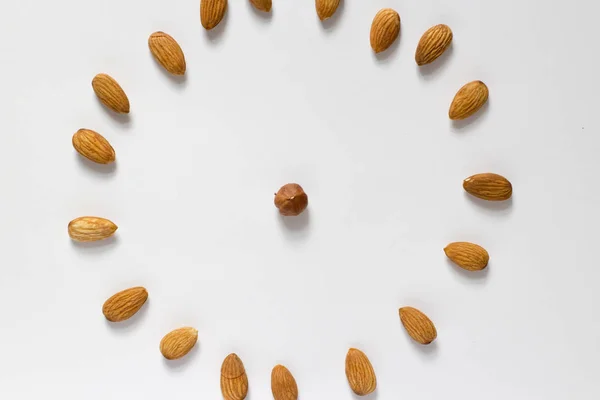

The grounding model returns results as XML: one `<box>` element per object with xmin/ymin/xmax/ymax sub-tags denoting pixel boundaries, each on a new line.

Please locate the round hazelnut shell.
<box><xmin>274</xmin><ymin>184</ymin><xmax>308</xmax><ymax>216</ymax></box>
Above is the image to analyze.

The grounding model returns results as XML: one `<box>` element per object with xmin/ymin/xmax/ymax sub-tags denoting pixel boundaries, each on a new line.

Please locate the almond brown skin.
<box><xmin>72</xmin><ymin>129</ymin><xmax>115</xmax><ymax>164</ymax></box>
<box><xmin>68</xmin><ymin>216</ymin><xmax>118</xmax><ymax>242</ymax></box>
<box><xmin>316</xmin><ymin>0</ymin><xmax>340</xmax><ymax>21</ymax></box>
<box><xmin>221</xmin><ymin>353</ymin><xmax>249</xmax><ymax>400</ymax></box>
<box><xmin>345</xmin><ymin>348</ymin><xmax>377</xmax><ymax>396</ymax></box>
<box><xmin>444</xmin><ymin>242</ymin><xmax>489</xmax><ymax>271</ymax></box>
<box><xmin>463</xmin><ymin>173</ymin><xmax>512</xmax><ymax>201</ymax></box>
<box><xmin>102</xmin><ymin>287</ymin><xmax>148</xmax><ymax>322</ymax></box>
<box><xmin>160</xmin><ymin>327</ymin><xmax>198</xmax><ymax>360</ymax></box>
<box><xmin>148</xmin><ymin>31</ymin><xmax>186</xmax><ymax>75</ymax></box>
<box><xmin>274</xmin><ymin>184</ymin><xmax>308</xmax><ymax>216</ymax></box>
<box><xmin>92</xmin><ymin>73</ymin><xmax>130</xmax><ymax>114</ymax></box>
<box><xmin>449</xmin><ymin>80</ymin><xmax>488</xmax><ymax>120</ymax></box>
<box><xmin>201</xmin><ymin>0</ymin><xmax>228</xmax><ymax>30</ymax></box>
<box><xmin>370</xmin><ymin>8</ymin><xmax>400</xmax><ymax>53</ymax></box>
<box><xmin>399</xmin><ymin>307</ymin><xmax>437</xmax><ymax>344</ymax></box>
<box><xmin>271</xmin><ymin>365</ymin><xmax>298</xmax><ymax>400</ymax></box>
<box><xmin>415</xmin><ymin>24</ymin><xmax>453</xmax><ymax>66</ymax></box>
<box><xmin>250</xmin><ymin>0</ymin><xmax>271</xmax><ymax>12</ymax></box>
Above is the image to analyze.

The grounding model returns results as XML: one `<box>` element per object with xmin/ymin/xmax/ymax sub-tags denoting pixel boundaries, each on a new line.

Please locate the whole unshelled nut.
<box><xmin>274</xmin><ymin>184</ymin><xmax>308</xmax><ymax>216</ymax></box>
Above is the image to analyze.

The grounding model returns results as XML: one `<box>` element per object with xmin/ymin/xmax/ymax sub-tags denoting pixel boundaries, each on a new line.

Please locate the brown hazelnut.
<box><xmin>274</xmin><ymin>183</ymin><xmax>308</xmax><ymax>216</ymax></box>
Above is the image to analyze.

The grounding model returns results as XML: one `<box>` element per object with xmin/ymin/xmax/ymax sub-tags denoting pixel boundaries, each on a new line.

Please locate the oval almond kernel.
<box><xmin>68</xmin><ymin>216</ymin><xmax>118</xmax><ymax>242</ymax></box>
<box><xmin>399</xmin><ymin>307</ymin><xmax>437</xmax><ymax>345</ymax></box>
<box><xmin>444</xmin><ymin>242</ymin><xmax>489</xmax><ymax>271</ymax></box>
<box><xmin>159</xmin><ymin>327</ymin><xmax>198</xmax><ymax>360</ymax></box>
<box><xmin>415</xmin><ymin>24</ymin><xmax>453</xmax><ymax>66</ymax></box>
<box><xmin>102</xmin><ymin>287</ymin><xmax>148</xmax><ymax>322</ymax></box>
<box><xmin>345</xmin><ymin>348</ymin><xmax>377</xmax><ymax>396</ymax></box>
<box><xmin>250</xmin><ymin>0</ymin><xmax>271</xmax><ymax>12</ymax></box>
<box><xmin>148</xmin><ymin>32</ymin><xmax>186</xmax><ymax>75</ymax></box>
<box><xmin>201</xmin><ymin>0</ymin><xmax>228</xmax><ymax>30</ymax></box>
<box><xmin>449</xmin><ymin>80</ymin><xmax>488</xmax><ymax>120</ymax></box>
<box><xmin>72</xmin><ymin>129</ymin><xmax>115</xmax><ymax>164</ymax></box>
<box><xmin>370</xmin><ymin>8</ymin><xmax>400</xmax><ymax>53</ymax></box>
<box><xmin>463</xmin><ymin>173</ymin><xmax>512</xmax><ymax>201</ymax></box>
<box><xmin>271</xmin><ymin>365</ymin><xmax>298</xmax><ymax>400</ymax></box>
<box><xmin>92</xmin><ymin>73</ymin><xmax>130</xmax><ymax>114</ymax></box>
<box><xmin>316</xmin><ymin>0</ymin><xmax>340</xmax><ymax>21</ymax></box>
<box><xmin>221</xmin><ymin>353</ymin><xmax>249</xmax><ymax>400</ymax></box>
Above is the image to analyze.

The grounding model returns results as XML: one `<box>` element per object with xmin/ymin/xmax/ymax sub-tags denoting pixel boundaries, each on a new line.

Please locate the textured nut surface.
<box><xmin>449</xmin><ymin>80</ymin><xmax>488</xmax><ymax>120</ymax></box>
<box><xmin>250</xmin><ymin>0</ymin><xmax>271</xmax><ymax>12</ymax></box>
<box><xmin>370</xmin><ymin>8</ymin><xmax>400</xmax><ymax>53</ymax></box>
<box><xmin>271</xmin><ymin>364</ymin><xmax>298</xmax><ymax>400</ymax></box>
<box><xmin>415</xmin><ymin>24</ymin><xmax>453</xmax><ymax>66</ymax></box>
<box><xmin>68</xmin><ymin>217</ymin><xmax>118</xmax><ymax>242</ymax></box>
<box><xmin>345</xmin><ymin>348</ymin><xmax>377</xmax><ymax>396</ymax></box>
<box><xmin>444</xmin><ymin>242</ymin><xmax>490</xmax><ymax>271</ymax></box>
<box><xmin>92</xmin><ymin>73</ymin><xmax>130</xmax><ymax>114</ymax></box>
<box><xmin>399</xmin><ymin>307</ymin><xmax>437</xmax><ymax>344</ymax></box>
<box><xmin>463</xmin><ymin>173</ymin><xmax>512</xmax><ymax>201</ymax></box>
<box><xmin>160</xmin><ymin>327</ymin><xmax>198</xmax><ymax>360</ymax></box>
<box><xmin>221</xmin><ymin>353</ymin><xmax>249</xmax><ymax>400</ymax></box>
<box><xmin>201</xmin><ymin>0</ymin><xmax>228</xmax><ymax>30</ymax></box>
<box><xmin>72</xmin><ymin>129</ymin><xmax>115</xmax><ymax>164</ymax></box>
<box><xmin>316</xmin><ymin>0</ymin><xmax>340</xmax><ymax>21</ymax></box>
<box><xmin>148</xmin><ymin>31</ymin><xmax>186</xmax><ymax>75</ymax></box>
<box><xmin>102</xmin><ymin>287</ymin><xmax>148</xmax><ymax>322</ymax></box>
<box><xmin>274</xmin><ymin>184</ymin><xmax>308</xmax><ymax>216</ymax></box>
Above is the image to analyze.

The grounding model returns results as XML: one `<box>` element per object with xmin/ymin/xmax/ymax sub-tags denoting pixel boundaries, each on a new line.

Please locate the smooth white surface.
<box><xmin>0</xmin><ymin>0</ymin><xmax>599</xmax><ymax>398</ymax></box>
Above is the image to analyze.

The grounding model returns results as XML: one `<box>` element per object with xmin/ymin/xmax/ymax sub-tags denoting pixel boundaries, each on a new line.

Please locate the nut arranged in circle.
<box><xmin>415</xmin><ymin>24</ymin><xmax>453</xmax><ymax>66</ymax></box>
<box><xmin>444</xmin><ymin>242</ymin><xmax>490</xmax><ymax>271</ymax></box>
<box><xmin>399</xmin><ymin>306</ymin><xmax>437</xmax><ymax>344</ymax></box>
<box><xmin>160</xmin><ymin>327</ymin><xmax>198</xmax><ymax>360</ymax></box>
<box><xmin>449</xmin><ymin>80</ymin><xmax>489</xmax><ymax>120</ymax></box>
<box><xmin>72</xmin><ymin>129</ymin><xmax>115</xmax><ymax>164</ymax></box>
<box><xmin>316</xmin><ymin>0</ymin><xmax>340</xmax><ymax>21</ymax></box>
<box><xmin>148</xmin><ymin>31</ymin><xmax>186</xmax><ymax>76</ymax></box>
<box><xmin>92</xmin><ymin>73</ymin><xmax>130</xmax><ymax>114</ymax></box>
<box><xmin>271</xmin><ymin>364</ymin><xmax>298</xmax><ymax>400</ymax></box>
<box><xmin>370</xmin><ymin>8</ymin><xmax>401</xmax><ymax>53</ymax></box>
<box><xmin>102</xmin><ymin>287</ymin><xmax>148</xmax><ymax>322</ymax></box>
<box><xmin>221</xmin><ymin>353</ymin><xmax>249</xmax><ymax>400</ymax></box>
<box><xmin>201</xmin><ymin>0</ymin><xmax>228</xmax><ymax>30</ymax></box>
<box><xmin>345</xmin><ymin>348</ymin><xmax>377</xmax><ymax>396</ymax></box>
<box><xmin>463</xmin><ymin>173</ymin><xmax>512</xmax><ymax>201</ymax></box>
<box><xmin>68</xmin><ymin>216</ymin><xmax>118</xmax><ymax>242</ymax></box>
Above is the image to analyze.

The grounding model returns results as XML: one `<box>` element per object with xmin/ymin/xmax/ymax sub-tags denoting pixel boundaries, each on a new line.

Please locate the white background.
<box><xmin>0</xmin><ymin>0</ymin><xmax>599</xmax><ymax>398</ymax></box>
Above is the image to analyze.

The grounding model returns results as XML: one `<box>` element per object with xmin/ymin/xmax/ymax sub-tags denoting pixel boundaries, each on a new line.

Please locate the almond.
<box><xmin>345</xmin><ymin>348</ymin><xmax>376</xmax><ymax>396</ymax></box>
<box><xmin>444</xmin><ymin>242</ymin><xmax>489</xmax><ymax>271</ymax></box>
<box><xmin>316</xmin><ymin>0</ymin><xmax>340</xmax><ymax>21</ymax></box>
<box><xmin>399</xmin><ymin>307</ymin><xmax>437</xmax><ymax>344</ymax></box>
<box><xmin>92</xmin><ymin>73</ymin><xmax>130</xmax><ymax>114</ymax></box>
<box><xmin>148</xmin><ymin>32</ymin><xmax>186</xmax><ymax>75</ymax></box>
<box><xmin>463</xmin><ymin>173</ymin><xmax>512</xmax><ymax>201</ymax></box>
<box><xmin>201</xmin><ymin>0</ymin><xmax>227</xmax><ymax>30</ymax></box>
<box><xmin>72</xmin><ymin>129</ymin><xmax>115</xmax><ymax>164</ymax></box>
<box><xmin>221</xmin><ymin>353</ymin><xmax>249</xmax><ymax>400</ymax></box>
<box><xmin>102</xmin><ymin>287</ymin><xmax>148</xmax><ymax>322</ymax></box>
<box><xmin>68</xmin><ymin>217</ymin><xmax>118</xmax><ymax>242</ymax></box>
<box><xmin>370</xmin><ymin>8</ymin><xmax>400</xmax><ymax>53</ymax></box>
<box><xmin>271</xmin><ymin>365</ymin><xmax>298</xmax><ymax>400</ymax></box>
<box><xmin>449</xmin><ymin>80</ymin><xmax>488</xmax><ymax>120</ymax></box>
<box><xmin>415</xmin><ymin>24</ymin><xmax>453</xmax><ymax>66</ymax></box>
<box><xmin>160</xmin><ymin>327</ymin><xmax>198</xmax><ymax>360</ymax></box>
<box><xmin>250</xmin><ymin>0</ymin><xmax>271</xmax><ymax>12</ymax></box>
